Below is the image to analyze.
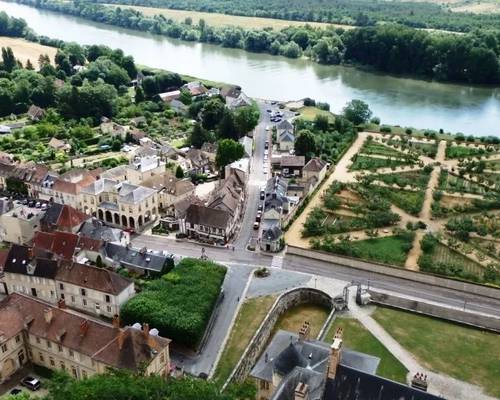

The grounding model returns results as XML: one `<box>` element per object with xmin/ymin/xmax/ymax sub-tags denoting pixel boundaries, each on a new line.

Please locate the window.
<box><xmin>58</xmin><ymin>344</ymin><xmax>63</xmax><ymax>352</ymax></box>
<box><xmin>105</xmin><ymin>295</ymin><xmax>111</xmax><ymax>303</ymax></box>
<box><xmin>60</xmin><ymin>361</ymin><xmax>66</xmax><ymax>371</ymax></box>
<box><xmin>107</xmin><ymin>306</ymin><xmax>112</xmax><ymax>313</ymax></box>
<box><xmin>36</xmin><ymin>337</ymin><xmax>40</xmax><ymax>344</ymax></box>
<box><xmin>71</xmin><ymin>366</ymin><xmax>78</xmax><ymax>378</ymax></box>
<box><xmin>18</xmin><ymin>350</ymin><xmax>25</xmax><ymax>364</ymax></box>
<box><xmin>82</xmin><ymin>370</ymin><xmax>87</xmax><ymax>379</ymax></box>
<box><xmin>50</xmin><ymin>291</ymin><xmax>55</xmax><ymax>298</ymax></box>
<box><xmin>95</xmin><ymin>303</ymin><xmax>100</xmax><ymax>311</ymax></box>
<box><xmin>1</xmin><ymin>344</ymin><xmax>7</xmax><ymax>353</ymax></box>
<box><xmin>15</xmin><ymin>335</ymin><xmax>20</xmax><ymax>343</ymax></box>
<box><xmin>59</xmin><ymin>283</ymin><xmax>64</xmax><ymax>290</ymax></box>
<box><xmin>46</xmin><ymin>340</ymin><xmax>52</xmax><ymax>349</ymax></box>
<box><xmin>83</xmin><ymin>299</ymin><xmax>87</xmax><ymax>306</ymax></box>
<box><xmin>69</xmin><ymin>350</ymin><xmax>74</xmax><ymax>358</ymax></box>
<box><xmin>81</xmin><ymin>288</ymin><xmax>86</xmax><ymax>296</ymax></box>
<box><xmin>71</xmin><ymin>295</ymin><xmax>75</xmax><ymax>303</ymax></box>
<box><xmin>61</xmin><ymin>293</ymin><xmax>65</xmax><ymax>300</ymax></box>
<box><xmin>28</xmin><ymin>349</ymin><xmax>33</xmax><ymax>359</ymax></box>
<box><xmin>160</xmin><ymin>352</ymin><xmax>165</xmax><ymax>363</ymax></box>
<box><xmin>49</xmin><ymin>357</ymin><xmax>55</xmax><ymax>366</ymax></box>
<box><xmin>39</xmin><ymin>353</ymin><xmax>44</xmax><ymax>363</ymax></box>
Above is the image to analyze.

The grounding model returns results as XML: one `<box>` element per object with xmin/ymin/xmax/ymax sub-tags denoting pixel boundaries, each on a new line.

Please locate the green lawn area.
<box><xmin>445</xmin><ymin>145</ymin><xmax>493</xmax><ymax>159</ymax></box>
<box><xmin>325</xmin><ymin>317</ymin><xmax>408</xmax><ymax>383</ymax></box>
<box><xmin>370</xmin><ymin>186</ymin><xmax>425</xmax><ymax>216</ymax></box>
<box><xmin>373</xmin><ymin>307</ymin><xmax>500</xmax><ymax>398</ymax></box>
<box><xmin>272</xmin><ymin>304</ymin><xmax>330</xmax><ymax>339</ymax></box>
<box><xmin>429</xmin><ymin>243</ymin><xmax>484</xmax><ymax>277</ymax></box>
<box><xmin>346</xmin><ymin>234</ymin><xmax>414</xmax><ymax>266</ymax></box>
<box><xmin>298</xmin><ymin>106</ymin><xmax>335</xmax><ymax>122</ymax></box>
<box><xmin>213</xmin><ymin>295</ymin><xmax>277</xmax><ymax>384</ymax></box>
<box><xmin>349</xmin><ymin>155</ymin><xmax>414</xmax><ymax>171</ymax></box>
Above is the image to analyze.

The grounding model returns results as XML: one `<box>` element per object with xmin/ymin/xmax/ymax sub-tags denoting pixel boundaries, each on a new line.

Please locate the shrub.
<box><xmin>120</xmin><ymin>258</ymin><xmax>226</xmax><ymax>347</ymax></box>
<box><xmin>317</xmin><ymin>102</ymin><xmax>330</xmax><ymax>111</ymax></box>
<box><xmin>303</xmin><ymin>97</ymin><xmax>316</xmax><ymax>106</ymax></box>
<box><xmin>405</xmin><ymin>128</ymin><xmax>412</xmax><ymax>135</ymax></box>
<box><xmin>370</xmin><ymin>117</ymin><xmax>380</xmax><ymax>125</ymax></box>
<box><xmin>380</xmin><ymin>125</ymin><xmax>392</xmax><ymax>133</ymax></box>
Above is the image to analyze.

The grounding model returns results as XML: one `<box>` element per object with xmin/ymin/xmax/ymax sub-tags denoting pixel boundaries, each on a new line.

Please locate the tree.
<box><xmin>234</xmin><ymin>105</ymin><xmax>259</xmax><ymax>135</ymax></box>
<box><xmin>216</xmin><ymin>139</ymin><xmax>244</xmax><ymax>172</ymax></box>
<box><xmin>295</xmin><ymin>129</ymin><xmax>317</xmax><ymax>160</ymax></box>
<box><xmin>134</xmin><ymin>86</ymin><xmax>145</xmax><ymax>103</ymax></box>
<box><xmin>343</xmin><ymin>99</ymin><xmax>372</xmax><ymax>125</ymax></box>
<box><xmin>201</xmin><ymin>98</ymin><xmax>225</xmax><ymax>130</ymax></box>
<box><xmin>175</xmin><ymin>165</ymin><xmax>184</xmax><ymax>178</ymax></box>
<box><xmin>217</xmin><ymin>109</ymin><xmax>237</xmax><ymax>140</ymax></box>
<box><xmin>1</xmin><ymin>47</ymin><xmax>16</xmax><ymax>72</ymax></box>
<box><xmin>314</xmin><ymin>114</ymin><xmax>329</xmax><ymax>132</ymax></box>
<box><xmin>25</xmin><ymin>59</ymin><xmax>34</xmax><ymax>70</ymax></box>
<box><xmin>190</xmin><ymin>122</ymin><xmax>209</xmax><ymax>149</ymax></box>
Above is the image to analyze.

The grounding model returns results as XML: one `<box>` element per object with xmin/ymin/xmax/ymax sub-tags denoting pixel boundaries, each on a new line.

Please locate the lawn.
<box><xmin>272</xmin><ymin>304</ymin><xmax>330</xmax><ymax>339</ymax></box>
<box><xmin>324</xmin><ymin>317</ymin><xmax>408</xmax><ymax>383</ymax></box>
<box><xmin>0</xmin><ymin>37</ymin><xmax>57</xmax><ymax>67</ymax></box>
<box><xmin>213</xmin><ymin>295</ymin><xmax>277</xmax><ymax>384</ymax></box>
<box><xmin>368</xmin><ymin>169</ymin><xmax>431</xmax><ymax>190</ymax></box>
<box><xmin>373</xmin><ymin>307</ymin><xmax>500</xmax><ymax>398</ymax></box>
<box><xmin>105</xmin><ymin>4</ymin><xmax>350</xmax><ymax>30</ymax></box>
<box><xmin>369</xmin><ymin>186</ymin><xmax>425</xmax><ymax>216</ymax></box>
<box><xmin>445</xmin><ymin>145</ymin><xmax>489</xmax><ymax>159</ymax></box>
<box><xmin>349</xmin><ymin>155</ymin><xmax>414</xmax><ymax>171</ymax></box>
<box><xmin>298</xmin><ymin>106</ymin><xmax>335</xmax><ymax>122</ymax></box>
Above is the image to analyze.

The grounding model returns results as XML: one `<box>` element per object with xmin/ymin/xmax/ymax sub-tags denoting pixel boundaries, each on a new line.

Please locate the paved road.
<box><xmin>171</xmin><ymin>265</ymin><xmax>252</xmax><ymax>377</ymax></box>
<box><xmin>284</xmin><ymin>254</ymin><xmax>500</xmax><ymax>318</ymax></box>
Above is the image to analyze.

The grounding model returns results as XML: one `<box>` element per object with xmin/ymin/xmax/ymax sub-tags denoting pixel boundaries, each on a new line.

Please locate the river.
<box><xmin>1</xmin><ymin>0</ymin><xmax>499</xmax><ymax>136</ymax></box>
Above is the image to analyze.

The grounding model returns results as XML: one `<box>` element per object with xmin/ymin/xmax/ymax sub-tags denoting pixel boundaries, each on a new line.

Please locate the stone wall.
<box><xmin>369</xmin><ymin>290</ymin><xmax>500</xmax><ymax>333</ymax></box>
<box><xmin>223</xmin><ymin>287</ymin><xmax>332</xmax><ymax>389</ymax></box>
<box><xmin>287</xmin><ymin>246</ymin><xmax>500</xmax><ymax>300</ymax></box>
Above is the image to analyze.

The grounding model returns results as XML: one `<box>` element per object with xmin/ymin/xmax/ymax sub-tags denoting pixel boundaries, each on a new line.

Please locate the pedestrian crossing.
<box><xmin>271</xmin><ymin>255</ymin><xmax>284</xmax><ymax>269</ymax></box>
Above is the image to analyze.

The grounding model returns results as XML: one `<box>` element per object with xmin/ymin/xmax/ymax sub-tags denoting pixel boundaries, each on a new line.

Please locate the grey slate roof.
<box><xmin>262</xmin><ymin>224</ymin><xmax>282</xmax><ymax>242</ymax></box>
<box><xmin>279</xmin><ymin>130</ymin><xmax>295</xmax><ymax>143</ymax></box>
<box><xmin>185</xmin><ymin>204</ymin><xmax>231</xmax><ymax>229</ymax></box>
<box><xmin>104</xmin><ymin>243</ymin><xmax>168</xmax><ymax>273</ymax></box>
<box><xmin>119</xmin><ymin>183</ymin><xmax>157</xmax><ymax>204</ymax></box>
<box><xmin>277</xmin><ymin>119</ymin><xmax>293</xmax><ymax>132</ymax></box>
<box><xmin>272</xmin><ymin>367</ymin><xmax>325</xmax><ymax>400</ymax></box>
<box><xmin>79</xmin><ymin>219</ymin><xmax>124</xmax><ymax>243</ymax></box>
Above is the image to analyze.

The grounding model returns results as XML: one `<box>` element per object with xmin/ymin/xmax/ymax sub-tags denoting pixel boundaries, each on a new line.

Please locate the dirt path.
<box><xmin>284</xmin><ymin>132</ymin><xmax>368</xmax><ymax>247</ymax></box>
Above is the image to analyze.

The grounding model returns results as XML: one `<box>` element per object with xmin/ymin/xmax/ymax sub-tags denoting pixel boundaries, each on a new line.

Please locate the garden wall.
<box><xmin>369</xmin><ymin>290</ymin><xmax>500</xmax><ymax>333</ymax></box>
<box><xmin>287</xmin><ymin>246</ymin><xmax>500</xmax><ymax>300</ymax></box>
<box><xmin>222</xmin><ymin>287</ymin><xmax>333</xmax><ymax>389</ymax></box>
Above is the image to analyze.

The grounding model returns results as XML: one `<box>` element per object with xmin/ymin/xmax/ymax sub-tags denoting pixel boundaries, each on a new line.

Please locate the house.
<box><xmin>0</xmin><ymin>204</ymin><xmax>45</xmax><ymax>245</ymax></box>
<box><xmin>27</xmin><ymin>105</ymin><xmax>45</xmax><ymax>121</ymax></box>
<box><xmin>48</xmin><ymin>137</ymin><xmax>71</xmax><ymax>153</ymax></box>
<box><xmin>224</xmin><ymin>158</ymin><xmax>250</xmax><ymax>182</ymax></box>
<box><xmin>303</xmin><ymin>157</ymin><xmax>328</xmax><ymax>185</ymax></box>
<box><xmin>0</xmin><ymin>293</ymin><xmax>171</xmax><ymax>383</ymax></box>
<box><xmin>80</xmin><ymin>179</ymin><xmax>158</xmax><ymax>232</ymax></box>
<box><xmin>0</xmin><ymin>152</ymin><xmax>14</xmax><ymax>164</ymax></box>
<box><xmin>239</xmin><ymin>136</ymin><xmax>253</xmax><ymax>158</ymax></box>
<box><xmin>264</xmin><ymin>176</ymin><xmax>290</xmax><ymax>217</ymax></box>
<box><xmin>250</xmin><ymin>324</ymin><xmax>440</xmax><ymax>400</ymax></box>
<box><xmin>100</xmin><ymin>121</ymin><xmax>129</xmax><ymax>139</ymax></box>
<box><xmin>278</xmin><ymin>156</ymin><xmax>305</xmax><ymax>178</ymax></box>
<box><xmin>127</xmin><ymin>155</ymin><xmax>166</xmax><ymax>185</ymax></box>
<box><xmin>103</xmin><ymin>243</ymin><xmax>172</xmax><ymax>276</ymax></box>
<box><xmin>183</xmin><ymin>204</ymin><xmax>233</xmax><ymax>244</ymax></box>
<box><xmin>182</xmin><ymin>81</ymin><xmax>208</xmax><ymax>97</ymax></box>
<box><xmin>260</xmin><ymin>223</ymin><xmax>283</xmax><ymax>252</ymax></box>
<box><xmin>129</xmin><ymin>116</ymin><xmax>147</xmax><ymax>127</ymax></box>
<box><xmin>201</xmin><ymin>142</ymin><xmax>218</xmax><ymax>162</ymax></box>
<box><xmin>159</xmin><ymin>90</ymin><xmax>181</xmax><ymax>103</ymax></box>
<box><xmin>129</xmin><ymin>129</ymin><xmax>146</xmax><ymax>143</ymax></box>
<box><xmin>228</xmin><ymin>92</ymin><xmax>252</xmax><ymax>109</ymax></box>
<box><xmin>142</xmin><ymin>172</ymin><xmax>196</xmax><ymax>212</ymax></box>
<box><xmin>79</xmin><ymin>218</ymin><xmax>129</xmax><ymax>246</ymax></box>
<box><xmin>0</xmin><ymin>243</ymin><xmax>135</xmax><ymax>318</ymax></box>
<box><xmin>185</xmin><ymin>148</ymin><xmax>212</xmax><ymax>175</ymax></box>
<box><xmin>207</xmin><ymin>171</ymin><xmax>246</xmax><ymax>225</ymax></box>
<box><xmin>276</xmin><ymin>119</ymin><xmax>294</xmax><ymax>133</ymax></box>
<box><xmin>42</xmin><ymin>169</ymin><xmax>98</xmax><ymax>209</ymax></box>
<box><xmin>278</xmin><ymin>129</ymin><xmax>295</xmax><ymax>152</ymax></box>
<box><xmin>220</xmin><ymin>85</ymin><xmax>241</xmax><ymax>99</ymax></box>
<box><xmin>169</xmin><ymin>99</ymin><xmax>188</xmax><ymax>114</ymax></box>
<box><xmin>40</xmin><ymin>203</ymin><xmax>89</xmax><ymax>233</ymax></box>
<box><xmin>33</xmin><ymin>231</ymin><xmax>79</xmax><ymax>261</ymax></box>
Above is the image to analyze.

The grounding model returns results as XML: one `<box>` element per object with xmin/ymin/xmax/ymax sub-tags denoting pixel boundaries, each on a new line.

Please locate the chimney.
<box><xmin>411</xmin><ymin>372</ymin><xmax>429</xmax><ymax>392</ymax></box>
<box><xmin>294</xmin><ymin>382</ymin><xmax>309</xmax><ymax>400</ymax></box>
<box><xmin>117</xmin><ymin>329</ymin><xmax>125</xmax><ymax>350</ymax></box>
<box><xmin>142</xmin><ymin>322</ymin><xmax>150</xmax><ymax>339</ymax></box>
<box><xmin>79</xmin><ymin>320</ymin><xmax>89</xmax><ymax>336</ymax></box>
<box><xmin>43</xmin><ymin>308</ymin><xmax>53</xmax><ymax>324</ymax></box>
<box><xmin>112</xmin><ymin>314</ymin><xmax>120</xmax><ymax>329</ymax></box>
<box><xmin>298</xmin><ymin>321</ymin><xmax>310</xmax><ymax>343</ymax></box>
<box><xmin>327</xmin><ymin>328</ymin><xmax>343</xmax><ymax>380</ymax></box>
<box><xmin>27</xmin><ymin>247</ymin><xmax>33</xmax><ymax>260</ymax></box>
<box><xmin>57</xmin><ymin>298</ymin><xmax>66</xmax><ymax>309</ymax></box>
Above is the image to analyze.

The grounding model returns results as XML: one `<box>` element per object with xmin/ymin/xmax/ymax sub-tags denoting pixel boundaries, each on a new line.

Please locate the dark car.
<box><xmin>258</xmin><ymin>204</ymin><xmax>263</xmax><ymax>212</ymax></box>
<box><xmin>21</xmin><ymin>376</ymin><xmax>41</xmax><ymax>391</ymax></box>
<box><xmin>264</xmin><ymin>141</ymin><xmax>269</xmax><ymax>150</ymax></box>
<box><xmin>260</xmin><ymin>190</ymin><xmax>265</xmax><ymax>200</ymax></box>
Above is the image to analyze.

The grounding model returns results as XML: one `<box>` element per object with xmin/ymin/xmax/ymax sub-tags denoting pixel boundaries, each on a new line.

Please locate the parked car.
<box><xmin>260</xmin><ymin>190</ymin><xmax>265</xmax><ymax>200</ymax></box>
<box><xmin>266</xmin><ymin>109</ymin><xmax>272</xmax><ymax>113</ymax></box>
<box><xmin>253</xmin><ymin>221</ymin><xmax>260</xmax><ymax>230</ymax></box>
<box><xmin>256</xmin><ymin>211</ymin><xmax>262</xmax><ymax>222</ymax></box>
<box><xmin>258</xmin><ymin>204</ymin><xmax>263</xmax><ymax>212</ymax></box>
<box><xmin>264</xmin><ymin>141</ymin><xmax>269</xmax><ymax>149</ymax></box>
<box><xmin>21</xmin><ymin>376</ymin><xmax>41</xmax><ymax>391</ymax></box>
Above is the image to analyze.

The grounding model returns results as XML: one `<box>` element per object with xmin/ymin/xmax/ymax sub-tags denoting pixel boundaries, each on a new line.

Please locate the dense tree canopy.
<box><xmin>215</xmin><ymin>138</ymin><xmax>244</xmax><ymax>170</ymax></box>
<box><xmin>342</xmin><ymin>99</ymin><xmax>372</xmax><ymax>125</ymax></box>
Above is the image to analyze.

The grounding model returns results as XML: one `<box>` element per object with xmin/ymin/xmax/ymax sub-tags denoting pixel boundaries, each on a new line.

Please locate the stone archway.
<box><xmin>114</xmin><ymin>213</ymin><xmax>120</xmax><ymax>225</ymax></box>
<box><xmin>98</xmin><ymin>209</ymin><xmax>104</xmax><ymax>220</ymax></box>
<box><xmin>129</xmin><ymin>217</ymin><xmax>135</xmax><ymax>229</ymax></box>
<box><xmin>121</xmin><ymin>215</ymin><xmax>127</xmax><ymax>227</ymax></box>
<box><xmin>1</xmin><ymin>358</ymin><xmax>16</xmax><ymax>381</ymax></box>
<box><xmin>105</xmin><ymin>211</ymin><xmax>112</xmax><ymax>223</ymax></box>
<box><xmin>138</xmin><ymin>215</ymin><xmax>143</xmax><ymax>227</ymax></box>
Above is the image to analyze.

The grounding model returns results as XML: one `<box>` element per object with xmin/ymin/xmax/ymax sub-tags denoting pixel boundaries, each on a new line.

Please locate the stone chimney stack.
<box><xmin>327</xmin><ymin>328</ymin><xmax>343</xmax><ymax>380</ymax></box>
<box><xmin>112</xmin><ymin>314</ymin><xmax>120</xmax><ymax>329</ymax></box>
<box><xmin>43</xmin><ymin>308</ymin><xmax>53</xmax><ymax>324</ymax></box>
<box><xmin>79</xmin><ymin>320</ymin><xmax>89</xmax><ymax>336</ymax></box>
<box><xmin>294</xmin><ymin>382</ymin><xmax>309</xmax><ymax>400</ymax></box>
<box><xmin>117</xmin><ymin>329</ymin><xmax>125</xmax><ymax>350</ymax></box>
<box><xmin>298</xmin><ymin>321</ymin><xmax>310</xmax><ymax>343</ymax></box>
<box><xmin>142</xmin><ymin>322</ymin><xmax>150</xmax><ymax>339</ymax></box>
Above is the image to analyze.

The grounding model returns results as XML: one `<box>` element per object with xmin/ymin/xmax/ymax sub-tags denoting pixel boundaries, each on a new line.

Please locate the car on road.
<box><xmin>266</xmin><ymin>109</ymin><xmax>272</xmax><ymax>113</ymax></box>
<box><xmin>271</xmin><ymin>101</ymin><xmax>277</xmax><ymax>105</ymax></box>
<box><xmin>253</xmin><ymin>221</ymin><xmax>260</xmax><ymax>230</ymax></box>
<box><xmin>264</xmin><ymin>155</ymin><xmax>268</xmax><ymax>160</ymax></box>
<box><xmin>258</xmin><ymin>204</ymin><xmax>263</xmax><ymax>212</ymax></box>
<box><xmin>260</xmin><ymin>190</ymin><xmax>265</xmax><ymax>200</ymax></box>
<box><xmin>264</xmin><ymin>141</ymin><xmax>269</xmax><ymax>149</ymax></box>
<box><xmin>21</xmin><ymin>376</ymin><xmax>41</xmax><ymax>391</ymax></box>
<box><xmin>265</xmin><ymin>126</ymin><xmax>270</xmax><ymax>131</ymax></box>
<box><xmin>264</xmin><ymin>149</ymin><xmax>269</xmax><ymax>156</ymax></box>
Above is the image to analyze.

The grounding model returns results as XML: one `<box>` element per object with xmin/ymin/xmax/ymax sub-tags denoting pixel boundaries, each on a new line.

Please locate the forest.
<box><xmin>9</xmin><ymin>0</ymin><xmax>500</xmax><ymax>84</ymax></box>
<box><xmin>95</xmin><ymin>0</ymin><xmax>500</xmax><ymax>32</ymax></box>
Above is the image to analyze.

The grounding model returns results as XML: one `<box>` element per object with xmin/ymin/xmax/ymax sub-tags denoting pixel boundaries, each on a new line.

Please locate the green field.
<box><xmin>438</xmin><ymin>171</ymin><xmax>489</xmax><ymax>195</ymax></box>
<box><xmin>360</xmin><ymin>140</ymin><xmax>407</xmax><ymax>158</ymax></box>
<box><xmin>214</xmin><ymin>295</ymin><xmax>277</xmax><ymax>383</ymax></box>
<box><xmin>349</xmin><ymin>155</ymin><xmax>414</xmax><ymax>171</ymax></box>
<box><xmin>373</xmin><ymin>307</ymin><xmax>500</xmax><ymax>398</ymax></box>
<box><xmin>325</xmin><ymin>317</ymin><xmax>408</xmax><ymax>383</ymax></box>
<box><xmin>445</xmin><ymin>145</ymin><xmax>495</xmax><ymax>159</ymax></box>
<box><xmin>298</xmin><ymin>106</ymin><xmax>335</xmax><ymax>122</ymax></box>
<box><xmin>368</xmin><ymin>169</ymin><xmax>431</xmax><ymax>189</ymax></box>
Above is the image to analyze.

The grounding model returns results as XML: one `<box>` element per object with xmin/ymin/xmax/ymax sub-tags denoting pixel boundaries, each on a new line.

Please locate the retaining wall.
<box><xmin>223</xmin><ymin>287</ymin><xmax>332</xmax><ymax>389</ymax></box>
<box><xmin>369</xmin><ymin>290</ymin><xmax>500</xmax><ymax>333</ymax></box>
<box><xmin>287</xmin><ymin>246</ymin><xmax>500</xmax><ymax>300</ymax></box>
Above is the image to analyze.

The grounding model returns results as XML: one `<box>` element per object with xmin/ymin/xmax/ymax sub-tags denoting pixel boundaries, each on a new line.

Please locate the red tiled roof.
<box><xmin>33</xmin><ymin>231</ymin><xmax>79</xmax><ymax>260</ymax></box>
<box><xmin>56</xmin><ymin>205</ymin><xmax>88</xmax><ymax>229</ymax></box>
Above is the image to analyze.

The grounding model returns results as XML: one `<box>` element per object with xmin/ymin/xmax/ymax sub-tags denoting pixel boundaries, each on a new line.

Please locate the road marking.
<box><xmin>271</xmin><ymin>256</ymin><xmax>284</xmax><ymax>269</ymax></box>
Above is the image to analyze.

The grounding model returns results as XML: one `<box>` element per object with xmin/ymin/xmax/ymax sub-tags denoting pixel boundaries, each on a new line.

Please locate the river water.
<box><xmin>1</xmin><ymin>0</ymin><xmax>499</xmax><ymax>136</ymax></box>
